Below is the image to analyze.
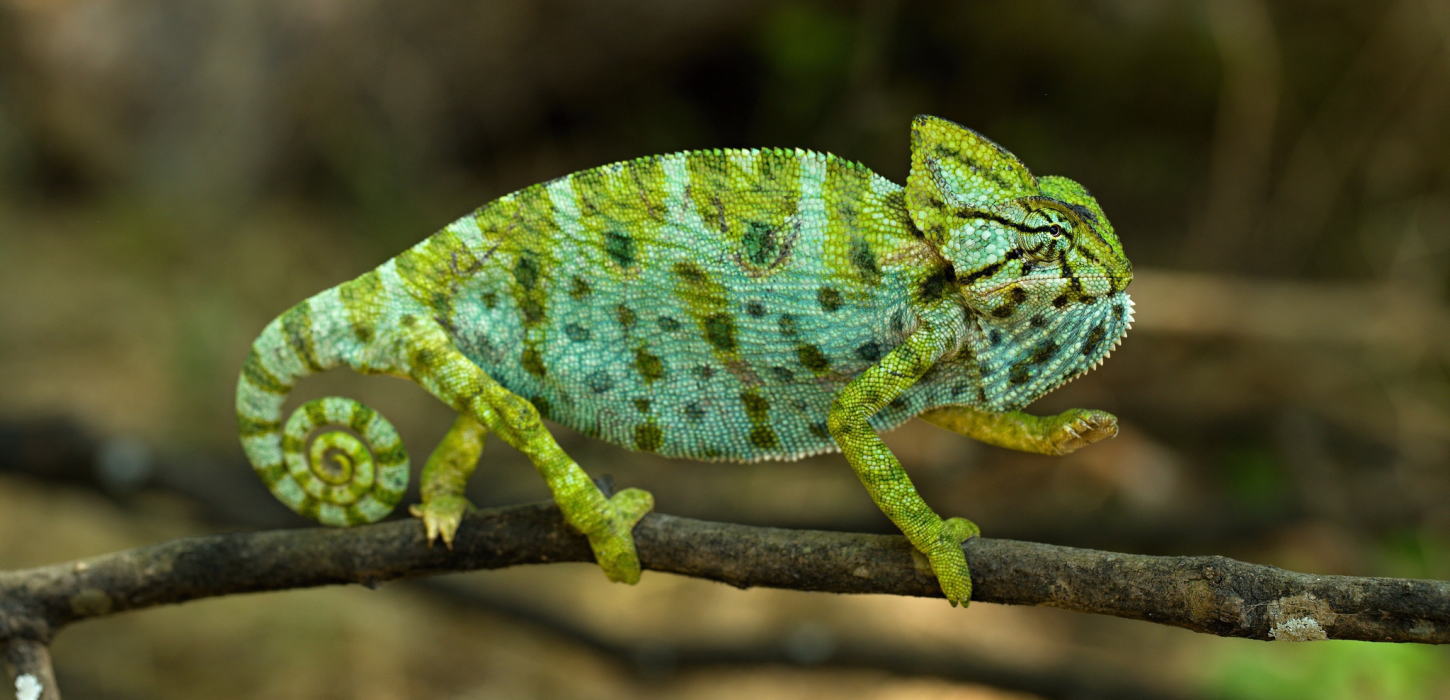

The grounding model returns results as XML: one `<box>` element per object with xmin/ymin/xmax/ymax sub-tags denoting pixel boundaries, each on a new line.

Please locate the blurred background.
<box><xmin>2</xmin><ymin>0</ymin><xmax>1449</xmax><ymax>697</ymax></box>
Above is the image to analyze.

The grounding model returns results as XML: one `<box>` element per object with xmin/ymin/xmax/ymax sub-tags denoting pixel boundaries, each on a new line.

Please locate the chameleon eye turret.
<box><xmin>238</xmin><ymin>115</ymin><xmax>1132</xmax><ymax>606</ymax></box>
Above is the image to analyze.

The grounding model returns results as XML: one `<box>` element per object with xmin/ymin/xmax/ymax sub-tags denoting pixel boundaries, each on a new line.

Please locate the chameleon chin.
<box><xmin>235</xmin><ymin>115</ymin><xmax>1132</xmax><ymax>606</ymax></box>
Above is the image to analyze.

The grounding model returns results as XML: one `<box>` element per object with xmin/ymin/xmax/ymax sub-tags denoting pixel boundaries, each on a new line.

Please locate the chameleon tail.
<box><xmin>235</xmin><ymin>291</ymin><xmax>410</xmax><ymax>525</ymax></box>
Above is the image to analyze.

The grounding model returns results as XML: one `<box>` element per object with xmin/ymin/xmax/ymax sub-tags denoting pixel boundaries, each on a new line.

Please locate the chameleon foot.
<box><xmin>924</xmin><ymin>516</ymin><xmax>981</xmax><ymax>607</ymax></box>
<box><xmin>409</xmin><ymin>494</ymin><xmax>475</xmax><ymax>548</ymax></box>
<box><xmin>1044</xmin><ymin>408</ymin><xmax>1118</xmax><ymax>455</ymax></box>
<box><xmin>580</xmin><ymin>487</ymin><xmax>654</xmax><ymax>584</ymax></box>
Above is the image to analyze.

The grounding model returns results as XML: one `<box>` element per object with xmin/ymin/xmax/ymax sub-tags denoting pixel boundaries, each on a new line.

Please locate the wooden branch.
<box><xmin>2</xmin><ymin>638</ymin><xmax>57</xmax><ymax>700</ymax></box>
<box><xmin>1</xmin><ymin>501</ymin><xmax>1445</xmax><ymax>652</ymax></box>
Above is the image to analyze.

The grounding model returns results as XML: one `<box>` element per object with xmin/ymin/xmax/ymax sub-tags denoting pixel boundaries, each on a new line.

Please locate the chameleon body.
<box><xmin>235</xmin><ymin>116</ymin><xmax>1133</xmax><ymax>605</ymax></box>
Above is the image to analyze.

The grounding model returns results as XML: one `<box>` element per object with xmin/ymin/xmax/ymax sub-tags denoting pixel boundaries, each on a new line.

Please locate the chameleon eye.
<box><xmin>1046</xmin><ymin>223</ymin><xmax>1066</xmax><ymax>238</ymax></box>
<box><xmin>1016</xmin><ymin>230</ymin><xmax>1059</xmax><ymax>261</ymax></box>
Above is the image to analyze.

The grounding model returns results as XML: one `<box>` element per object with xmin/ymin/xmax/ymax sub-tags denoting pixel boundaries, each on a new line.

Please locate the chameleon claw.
<box><xmin>580</xmin><ymin>487</ymin><xmax>654</xmax><ymax>584</ymax></box>
<box><xmin>1045</xmin><ymin>409</ymin><xmax>1118</xmax><ymax>455</ymax></box>
<box><xmin>410</xmin><ymin>494</ymin><xmax>475</xmax><ymax>549</ymax></box>
<box><xmin>925</xmin><ymin>516</ymin><xmax>979</xmax><ymax>607</ymax></box>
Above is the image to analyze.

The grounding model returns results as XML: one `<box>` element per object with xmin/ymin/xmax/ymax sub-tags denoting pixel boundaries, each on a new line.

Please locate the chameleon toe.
<box><xmin>409</xmin><ymin>494</ymin><xmax>474</xmax><ymax>548</ymax></box>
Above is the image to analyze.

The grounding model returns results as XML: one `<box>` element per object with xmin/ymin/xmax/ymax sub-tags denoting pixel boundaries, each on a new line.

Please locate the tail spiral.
<box><xmin>236</xmin><ymin>296</ymin><xmax>411</xmax><ymax>526</ymax></box>
<box><xmin>274</xmin><ymin>396</ymin><xmax>409</xmax><ymax>525</ymax></box>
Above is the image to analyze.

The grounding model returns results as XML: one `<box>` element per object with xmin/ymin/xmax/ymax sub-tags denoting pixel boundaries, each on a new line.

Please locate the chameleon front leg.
<box><xmin>396</xmin><ymin>316</ymin><xmax>653</xmax><ymax>584</ymax></box>
<box><xmin>918</xmin><ymin>405</ymin><xmax>1118</xmax><ymax>456</ymax></box>
<box><xmin>409</xmin><ymin>413</ymin><xmax>487</xmax><ymax>547</ymax></box>
<box><xmin>828</xmin><ymin>303</ymin><xmax>979</xmax><ymax>606</ymax></box>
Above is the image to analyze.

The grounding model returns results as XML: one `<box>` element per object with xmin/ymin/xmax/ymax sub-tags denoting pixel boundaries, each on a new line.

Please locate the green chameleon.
<box><xmin>235</xmin><ymin>115</ymin><xmax>1133</xmax><ymax>605</ymax></box>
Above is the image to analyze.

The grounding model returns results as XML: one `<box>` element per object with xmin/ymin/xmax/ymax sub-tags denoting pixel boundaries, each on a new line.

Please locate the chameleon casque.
<box><xmin>236</xmin><ymin>115</ymin><xmax>1133</xmax><ymax>605</ymax></box>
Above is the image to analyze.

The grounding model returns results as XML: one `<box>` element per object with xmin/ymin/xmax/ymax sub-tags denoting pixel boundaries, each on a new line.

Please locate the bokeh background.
<box><xmin>3</xmin><ymin>0</ymin><xmax>1449</xmax><ymax>697</ymax></box>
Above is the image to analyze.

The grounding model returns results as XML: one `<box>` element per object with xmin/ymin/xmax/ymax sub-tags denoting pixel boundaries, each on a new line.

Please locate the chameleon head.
<box><xmin>904</xmin><ymin>115</ymin><xmax>1134</xmax><ymax>411</ymax></box>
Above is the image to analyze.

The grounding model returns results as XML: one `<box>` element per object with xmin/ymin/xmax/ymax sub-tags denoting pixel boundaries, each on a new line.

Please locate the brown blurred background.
<box><xmin>2</xmin><ymin>1</ymin><xmax>1448</xmax><ymax>698</ymax></box>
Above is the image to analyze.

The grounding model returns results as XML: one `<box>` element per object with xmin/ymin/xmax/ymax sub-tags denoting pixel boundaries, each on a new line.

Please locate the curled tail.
<box><xmin>235</xmin><ymin>289</ymin><xmax>410</xmax><ymax>526</ymax></box>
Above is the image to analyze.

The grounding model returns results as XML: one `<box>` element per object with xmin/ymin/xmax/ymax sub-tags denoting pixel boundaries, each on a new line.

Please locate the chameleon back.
<box><xmin>390</xmin><ymin>148</ymin><xmax>949</xmax><ymax>461</ymax></box>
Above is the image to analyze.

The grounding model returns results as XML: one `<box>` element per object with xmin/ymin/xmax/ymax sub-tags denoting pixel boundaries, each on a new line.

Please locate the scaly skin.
<box><xmin>235</xmin><ymin>115</ymin><xmax>1134</xmax><ymax>604</ymax></box>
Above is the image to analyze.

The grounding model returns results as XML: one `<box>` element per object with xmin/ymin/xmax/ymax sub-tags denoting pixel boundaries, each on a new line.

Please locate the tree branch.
<box><xmin>2</xmin><ymin>638</ymin><xmax>57</xmax><ymax>700</ymax></box>
<box><xmin>1</xmin><ymin>501</ymin><xmax>1445</xmax><ymax>651</ymax></box>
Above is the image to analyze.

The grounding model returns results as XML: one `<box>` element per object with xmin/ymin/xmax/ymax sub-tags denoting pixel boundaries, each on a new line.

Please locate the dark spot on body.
<box><xmin>673</xmin><ymin>261</ymin><xmax>707</xmax><ymax>283</ymax></box>
<box><xmin>778</xmin><ymin>314</ymin><xmax>798</xmax><ymax>337</ymax></box>
<box><xmin>1029</xmin><ymin>314</ymin><xmax>1047</xmax><ymax>328</ymax></box>
<box><xmin>482</xmin><ymin>292</ymin><xmax>498</xmax><ymax>308</ymax></box>
<box><xmin>1010</xmin><ymin>287</ymin><xmax>1028</xmax><ymax>304</ymax></box>
<box><xmin>564</xmin><ymin>323</ymin><xmax>591</xmax><ymax>342</ymax></box>
<box><xmin>657</xmin><ymin>316</ymin><xmax>681</xmax><ymax>331</ymax></box>
<box><xmin>605</xmin><ymin>230</ymin><xmax>636</xmax><ymax>268</ymax></box>
<box><xmin>855</xmin><ymin>341</ymin><xmax>882</xmax><ymax>362</ymax></box>
<box><xmin>797</xmin><ymin>344</ymin><xmax>830</xmax><ymax>373</ymax></box>
<box><xmin>569</xmin><ymin>276</ymin><xmax>592</xmax><ymax>299</ymax></box>
<box><xmin>991</xmin><ymin>305</ymin><xmax>1016</xmax><ymax>319</ymax></box>
<box><xmin>745</xmin><ymin>301</ymin><xmax>767</xmax><ymax>317</ymax></box>
<box><xmin>634</xmin><ymin>347</ymin><xmax>665</xmax><ymax>382</ymax></box>
<box><xmin>1112</xmin><ymin>303</ymin><xmax>1125</xmax><ymax>319</ymax></box>
<box><xmin>632</xmin><ymin>398</ymin><xmax>651</xmax><ymax>413</ymax></box>
<box><xmin>586</xmin><ymin>370</ymin><xmax>614</xmax><ymax>394</ymax></box>
<box><xmin>521</xmin><ymin>347</ymin><xmax>547</xmax><ymax>377</ymax></box>
<box><xmin>817</xmin><ymin>286</ymin><xmax>843</xmax><ymax>312</ymax></box>
<box><xmin>850</xmin><ymin>238</ymin><xmax>881</xmax><ymax>282</ymax></box>
<box><xmin>1028</xmin><ymin>339</ymin><xmax>1059</xmax><ymax>364</ymax></box>
<box><xmin>988</xmin><ymin>329</ymin><xmax>1003</xmax><ymax>345</ymax></box>
<box><xmin>749</xmin><ymin>426</ymin><xmax>779</xmax><ymax>449</ymax></box>
<box><xmin>513</xmin><ymin>255</ymin><xmax>539</xmax><ymax>288</ymax></box>
<box><xmin>634</xmin><ymin>423</ymin><xmax>663</xmax><ymax>452</ymax></box>
<box><xmin>616</xmin><ymin>304</ymin><xmax>637</xmax><ymax>328</ymax></box>
<box><xmin>951</xmin><ymin>381</ymin><xmax>970</xmax><ymax>397</ymax></box>
<box><xmin>1052</xmin><ymin>294</ymin><xmax>1070</xmax><ymax>309</ymax></box>
<box><xmin>741</xmin><ymin>391</ymin><xmax>770</xmax><ymax>420</ymax></box>
<box><xmin>684</xmin><ymin>402</ymin><xmax>706</xmax><ymax>422</ymax></box>
<box><xmin>705</xmin><ymin>313</ymin><xmax>737</xmax><ymax>351</ymax></box>
<box><xmin>1082</xmin><ymin>323</ymin><xmax>1107</xmax><ymax>356</ymax></box>
<box><xmin>770</xmin><ymin>366</ymin><xmax>794</xmax><ymax>383</ymax></box>
<box><xmin>520</xmin><ymin>298</ymin><xmax>545</xmax><ymax>324</ymax></box>
<box><xmin>693</xmin><ymin>364</ymin><xmax>716</xmax><ymax>380</ymax></box>
<box><xmin>1009</xmin><ymin>365</ymin><xmax>1031</xmax><ymax>384</ymax></box>
<box><xmin>808</xmin><ymin>421</ymin><xmax>830</xmax><ymax>439</ymax></box>
<box><xmin>742</xmin><ymin>221</ymin><xmax>779</xmax><ymax>267</ymax></box>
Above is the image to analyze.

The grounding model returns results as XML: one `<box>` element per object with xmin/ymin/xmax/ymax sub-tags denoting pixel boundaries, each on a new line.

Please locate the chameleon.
<box><xmin>235</xmin><ymin>115</ymin><xmax>1133</xmax><ymax>605</ymax></box>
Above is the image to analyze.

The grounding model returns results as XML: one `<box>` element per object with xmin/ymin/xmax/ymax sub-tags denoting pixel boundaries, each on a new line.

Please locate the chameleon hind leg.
<box><xmin>918</xmin><ymin>405</ymin><xmax>1118</xmax><ymax>456</ymax></box>
<box><xmin>409</xmin><ymin>413</ymin><xmax>487</xmax><ymax>547</ymax></box>
<box><xmin>828</xmin><ymin>303</ymin><xmax>979</xmax><ymax>606</ymax></box>
<box><xmin>398</xmin><ymin>316</ymin><xmax>654</xmax><ymax>583</ymax></box>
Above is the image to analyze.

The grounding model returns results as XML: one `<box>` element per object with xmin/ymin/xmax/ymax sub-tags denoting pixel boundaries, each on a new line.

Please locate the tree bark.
<box><xmin>1</xmin><ymin>501</ymin><xmax>1444</xmax><ymax>648</ymax></box>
